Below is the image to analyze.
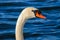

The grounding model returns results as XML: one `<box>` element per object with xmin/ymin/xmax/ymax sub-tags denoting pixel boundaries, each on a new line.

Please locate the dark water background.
<box><xmin>0</xmin><ymin>0</ymin><xmax>60</xmax><ymax>40</ymax></box>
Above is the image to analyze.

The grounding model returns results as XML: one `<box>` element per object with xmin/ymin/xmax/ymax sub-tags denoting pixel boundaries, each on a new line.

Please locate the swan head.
<box><xmin>21</xmin><ymin>7</ymin><xmax>46</xmax><ymax>19</ymax></box>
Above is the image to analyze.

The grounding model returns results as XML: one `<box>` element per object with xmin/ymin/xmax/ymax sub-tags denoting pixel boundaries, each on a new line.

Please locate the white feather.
<box><xmin>15</xmin><ymin>7</ymin><xmax>38</xmax><ymax>40</ymax></box>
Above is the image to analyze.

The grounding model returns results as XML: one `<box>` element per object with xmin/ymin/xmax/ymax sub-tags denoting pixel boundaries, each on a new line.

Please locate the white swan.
<box><xmin>15</xmin><ymin>7</ymin><xmax>46</xmax><ymax>40</ymax></box>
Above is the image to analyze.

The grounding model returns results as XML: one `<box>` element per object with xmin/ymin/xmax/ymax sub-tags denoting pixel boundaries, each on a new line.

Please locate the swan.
<box><xmin>15</xmin><ymin>7</ymin><xmax>46</xmax><ymax>40</ymax></box>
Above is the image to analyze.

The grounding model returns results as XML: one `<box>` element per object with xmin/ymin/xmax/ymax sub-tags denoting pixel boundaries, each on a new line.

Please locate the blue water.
<box><xmin>0</xmin><ymin>0</ymin><xmax>60</xmax><ymax>40</ymax></box>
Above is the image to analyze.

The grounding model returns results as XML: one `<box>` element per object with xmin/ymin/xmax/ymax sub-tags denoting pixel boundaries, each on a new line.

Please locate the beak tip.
<box><xmin>44</xmin><ymin>17</ymin><xmax>47</xmax><ymax>20</ymax></box>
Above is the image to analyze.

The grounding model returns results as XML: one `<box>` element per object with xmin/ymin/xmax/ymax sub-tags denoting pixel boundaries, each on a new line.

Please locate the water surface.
<box><xmin>0</xmin><ymin>0</ymin><xmax>60</xmax><ymax>40</ymax></box>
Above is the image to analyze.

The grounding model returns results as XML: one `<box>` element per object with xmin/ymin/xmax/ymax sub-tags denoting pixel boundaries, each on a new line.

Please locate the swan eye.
<box><xmin>32</xmin><ymin>10</ymin><xmax>38</xmax><ymax>13</ymax></box>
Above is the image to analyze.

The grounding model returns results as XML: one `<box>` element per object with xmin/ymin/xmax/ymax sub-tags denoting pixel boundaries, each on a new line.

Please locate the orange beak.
<box><xmin>35</xmin><ymin>11</ymin><xmax>46</xmax><ymax>19</ymax></box>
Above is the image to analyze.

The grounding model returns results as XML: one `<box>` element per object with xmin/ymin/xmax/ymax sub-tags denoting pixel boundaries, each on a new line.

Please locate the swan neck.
<box><xmin>16</xmin><ymin>14</ymin><xmax>26</xmax><ymax>40</ymax></box>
